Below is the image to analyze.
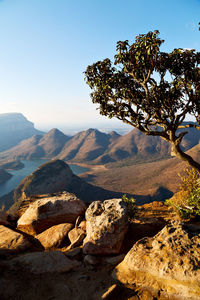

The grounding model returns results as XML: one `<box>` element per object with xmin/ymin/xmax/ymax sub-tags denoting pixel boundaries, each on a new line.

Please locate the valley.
<box><xmin>1</xmin><ymin>113</ymin><xmax>200</xmax><ymax>209</ymax></box>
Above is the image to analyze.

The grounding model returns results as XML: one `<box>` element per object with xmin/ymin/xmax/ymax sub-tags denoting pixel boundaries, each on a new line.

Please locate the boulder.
<box><xmin>83</xmin><ymin>199</ymin><xmax>128</xmax><ymax>255</ymax></box>
<box><xmin>36</xmin><ymin>223</ymin><xmax>73</xmax><ymax>249</ymax></box>
<box><xmin>9</xmin><ymin>251</ymin><xmax>80</xmax><ymax>274</ymax></box>
<box><xmin>0</xmin><ymin>225</ymin><xmax>31</xmax><ymax>254</ymax></box>
<box><xmin>17</xmin><ymin>192</ymin><xmax>86</xmax><ymax>235</ymax></box>
<box><xmin>114</xmin><ymin>221</ymin><xmax>200</xmax><ymax>300</ymax></box>
<box><xmin>67</xmin><ymin>231</ymin><xmax>85</xmax><ymax>250</ymax></box>
<box><xmin>68</xmin><ymin>227</ymin><xmax>85</xmax><ymax>244</ymax></box>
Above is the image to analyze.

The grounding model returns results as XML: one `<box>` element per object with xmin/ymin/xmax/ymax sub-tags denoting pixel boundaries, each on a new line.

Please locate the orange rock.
<box><xmin>0</xmin><ymin>225</ymin><xmax>31</xmax><ymax>254</ymax></box>
<box><xmin>17</xmin><ymin>192</ymin><xmax>86</xmax><ymax>235</ymax></box>
<box><xmin>36</xmin><ymin>223</ymin><xmax>73</xmax><ymax>249</ymax></box>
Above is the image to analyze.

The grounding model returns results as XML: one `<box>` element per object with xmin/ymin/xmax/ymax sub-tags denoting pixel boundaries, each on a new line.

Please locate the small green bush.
<box><xmin>165</xmin><ymin>168</ymin><xmax>200</xmax><ymax>219</ymax></box>
<box><xmin>122</xmin><ymin>194</ymin><xmax>137</xmax><ymax>218</ymax></box>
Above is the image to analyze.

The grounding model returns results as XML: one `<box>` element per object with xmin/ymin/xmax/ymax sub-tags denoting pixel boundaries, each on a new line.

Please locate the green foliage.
<box><xmin>85</xmin><ymin>30</ymin><xmax>200</xmax><ymax>172</ymax></box>
<box><xmin>165</xmin><ymin>168</ymin><xmax>200</xmax><ymax>219</ymax></box>
<box><xmin>122</xmin><ymin>194</ymin><xmax>137</xmax><ymax>218</ymax></box>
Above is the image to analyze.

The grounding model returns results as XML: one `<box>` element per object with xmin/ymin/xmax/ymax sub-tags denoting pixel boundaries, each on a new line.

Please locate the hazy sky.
<box><xmin>0</xmin><ymin>0</ymin><xmax>199</xmax><ymax>131</ymax></box>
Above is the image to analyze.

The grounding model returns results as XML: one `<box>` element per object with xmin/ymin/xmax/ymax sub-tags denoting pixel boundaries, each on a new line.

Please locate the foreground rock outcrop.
<box><xmin>17</xmin><ymin>192</ymin><xmax>86</xmax><ymax>235</ymax></box>
<box><xmin>36</xmin><ymin>223</ymin><xmax>73</xmax><ymax>249</ymax></box>
<box><xmin>114</xmin><ymin>221</ymin><xmax>200</xmax><ymax>300</ymax></box>
<box><xmin>83</xmin><ymin>199</ymin><xmax>128</xmax><ymax>255</ymax></box>
<box><xmin>9</xmin><ymin>251</ymin><xmax>80</xmax><ymax>274</ymax></box>
<box><xmin>1</xmin><ymin>197</ymin><xmax>199</xmax><ymax>300</ymax></box>
<box><xmin>0</xmin><ymin>225</ymin><xmax>31</xmax><ymax>254</ymax></box>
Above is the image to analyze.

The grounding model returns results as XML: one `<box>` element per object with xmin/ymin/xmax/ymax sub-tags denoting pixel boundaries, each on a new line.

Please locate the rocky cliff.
<box><xmin>0</xmin><ymin>113</ymin><xmax>43</xmax><ymax>152</ymax></box>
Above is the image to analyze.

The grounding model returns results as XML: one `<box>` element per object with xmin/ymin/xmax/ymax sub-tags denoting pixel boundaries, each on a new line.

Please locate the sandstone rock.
<box><xmin>122</xmin><ymin>201</ymin><xmax>179</xmax><ymax>253</ymax></box>
<box><xmin>79</xmin><ymin>220</ymin><xmax>86</xmax><ymax>231</ymax></box>
<box><xmin>0</xmin><ymin>225</ymin><xmax>31</xmax><ymax>254</ymax></box>
<box><xmin>68</xmin><ymin>227</ymin><xmax>85</xmax><ymax>244</ymax></box>
<box><xmin>17</xmin><ymin>192</ymin><xmax>86</xmax><ymax>234</ymax></box>
<box><xmin>114</xmin><ymin>221</ymin><xmax>200</xmax><ymax>300</ymax></box>
<box><xmin>83</xmin><ymin>199</ymin><xmax>128</xmax><ymax>255</ymax></box>
<box><xmin>67</xmin><ymin>231</ymin><xmax>85</xmax><ymax>250</ymax></box>
<box><xmin>36</xmin><ymin>223</ymin><xmax>73</xmax><ymax>249</ymax></box>
<box><xmin>0</xmin><ymin>210</ymin><xmax>9</xmax><ymax>225</ymax></box>
<box><xmin>9</xmin><ymin>251</ymin><xmax>80</xmax><ymax>274</ymax></box>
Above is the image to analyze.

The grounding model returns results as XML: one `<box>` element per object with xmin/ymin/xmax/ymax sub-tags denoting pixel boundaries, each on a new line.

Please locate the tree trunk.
<box><xmin>171</xmin><ymin>142</ymin><xmax>200</xmax><ymax>173</ymax></box>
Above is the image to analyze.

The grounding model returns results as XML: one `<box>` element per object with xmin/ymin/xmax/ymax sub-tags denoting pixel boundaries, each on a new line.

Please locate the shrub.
<box><xmin>165</xmin><ymin>168</ymin><xmax>200</xmax><ymax>219</ymax></box>
<box><xmin>122</xmin><ymin>194</ymin><xmax>137</xmax><ymax>218</ymax></box>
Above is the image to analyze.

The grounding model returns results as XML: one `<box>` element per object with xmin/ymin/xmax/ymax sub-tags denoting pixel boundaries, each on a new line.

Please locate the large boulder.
<box><xmin>114</xmin><ymin>221</ymin><xmax>200</xmax><ymax>300</ymax></box>
<box><xmin>83</xmin><ymin>199</ymin><xmax>128</xmax><ymax>255</ymax></box>
<box><xmin>0</xmin><ymin>225</ymin><xmax>31</xmax><ymax>254</ymax></box>
<box><xmin>9</xmin><ymin>251</ymin><xmax>80</xmax><ymax>274</ymax></box>
<box><xmin>17</xmin><ymin>192</ymin><xmax>86</xmax><ymax>235</ymax></box>
<box><xmin>36</xmin><ymin>223</ymin><xmax>73</xmax><ymax>249</ymax></box>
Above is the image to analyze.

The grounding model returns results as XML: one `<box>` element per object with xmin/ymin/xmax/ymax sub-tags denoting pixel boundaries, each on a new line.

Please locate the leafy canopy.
<box><xmin>85</xmin><ymin>31</ymin><xmax>200</xmax><ymax>171</ymax></box>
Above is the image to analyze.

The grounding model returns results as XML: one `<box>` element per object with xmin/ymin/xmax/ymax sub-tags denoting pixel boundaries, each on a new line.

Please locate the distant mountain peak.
<box><xmin>46</xmin><ymin>128</ymin><xmax>67</xmax><ymax>137</ymax></box>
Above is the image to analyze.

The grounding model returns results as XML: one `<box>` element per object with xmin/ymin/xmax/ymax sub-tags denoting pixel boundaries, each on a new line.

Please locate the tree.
<box><xmin>84</xmin><ymin>31</ymin><xmax>200</xmax><ymax>171</ymax></box>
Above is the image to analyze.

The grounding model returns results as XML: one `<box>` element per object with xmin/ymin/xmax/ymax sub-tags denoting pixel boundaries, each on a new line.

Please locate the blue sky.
<box><xmin>0</xmin><ymin>0</ymin><xmax>199</xmax><ymax>132</ymax></box>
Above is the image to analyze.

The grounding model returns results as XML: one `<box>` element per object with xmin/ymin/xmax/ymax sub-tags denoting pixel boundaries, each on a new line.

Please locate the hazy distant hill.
<box><xmin>0</xmin><ymin>128</ymin><xmax>70</xmax><ymax>160</ymax></box>
<box><xmin>0</xmin><ymin>113</ymin><xmax>43</xmax><ymax>151</ymax></box>
<box><xmin>1</xmin><ymin>122</ymin><xmax>200</xmax><ymax>164</ymax></box>
<box><xmin>58</xmin><ymin>128</ymin><xmax>119</xmax><ymax>161</ymax></box>
<box><xmin>95</xmin><ymin>129</ymin><xmax>170</xmax><ymax>164</ymax></box>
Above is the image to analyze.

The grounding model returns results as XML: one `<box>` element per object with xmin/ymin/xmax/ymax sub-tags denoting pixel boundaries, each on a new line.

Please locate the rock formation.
<box><xmin>83</xmin><ymin>199</ymin><xmax>128</xmax><ymax>255</ymax></box>
<box><xmin>0</xmin><ymin>225</ymin><xmax>31</xmax><ymax>254</ymax></box>
<box><xmin>36</xmin><ymin>223</ymin><xmax>73</xmax><ymax>249</ymax></box>
<box><xmin>9</xmin><ymin>251</ymin><xmax>80</xmax><ymax>274</ymax></box>
<box><xmin>114</xmin><ymin>221</ymin><xmax>200</xmax><ymax>299</ymax></box>
<box><xmin>0</xmin><ymin>194</ymin><xmax>199</xmax><ymax>300</ymax></box>
<box><xmin>17</xmin><ymin>192</ymin><xmax>86</xmax><ymax>234</ymax></box>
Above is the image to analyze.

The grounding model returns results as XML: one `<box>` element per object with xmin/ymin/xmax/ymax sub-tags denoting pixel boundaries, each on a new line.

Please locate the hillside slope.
<box><xmin>0</xmin><ymin>129</ymin><xmax>70</xmax><ymax>160</ymax></box>
<box><xmin>80</xmin><ymin>143</ymin><xmax>200</xmax><ymax>201</ymax></box>
<box><xmin>58</xmin><ymin>128</ymin><xmax>118</xmax><ymax>161</ymax></box>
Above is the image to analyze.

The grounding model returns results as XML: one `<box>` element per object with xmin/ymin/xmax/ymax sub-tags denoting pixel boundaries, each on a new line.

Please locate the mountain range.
<box><xmin>0</xmin><ymin>113</ymin><xmax>43</xmax><ymax>152</ymax></box>
<box><xmin>1</xmin><ymin>122</ymin><xmax>200</xmax><ymax>165</ymax></box>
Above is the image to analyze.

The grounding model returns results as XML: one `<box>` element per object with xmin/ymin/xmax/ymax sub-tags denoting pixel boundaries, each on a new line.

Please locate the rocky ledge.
<box><xmin>0</xmin><ymin>194</ymin><xmax>199</xmax><ymax>300</ymax></box>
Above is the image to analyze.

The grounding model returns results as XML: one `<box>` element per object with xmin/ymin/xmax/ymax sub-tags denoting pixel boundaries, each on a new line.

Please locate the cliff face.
<box><xmin>0</xmin><ymin>113</ymin><xmax>43</xmax><ymax>151</ymax></box>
